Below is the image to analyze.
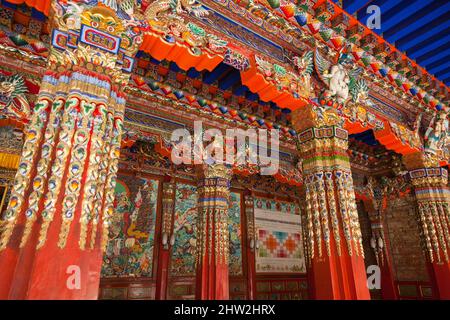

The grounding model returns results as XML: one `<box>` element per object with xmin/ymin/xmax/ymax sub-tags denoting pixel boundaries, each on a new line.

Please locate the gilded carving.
<box><xmin>298</xmin><ymin>123</ymin><xmax>363</xmax><ymax>259</ymax></box>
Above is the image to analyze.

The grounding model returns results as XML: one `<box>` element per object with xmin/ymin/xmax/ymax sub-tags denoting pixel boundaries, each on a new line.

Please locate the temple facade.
<box><xmin>0</xmin><ymin>0</ymin><xmax>449</xmax><ymax>300</ymax></box>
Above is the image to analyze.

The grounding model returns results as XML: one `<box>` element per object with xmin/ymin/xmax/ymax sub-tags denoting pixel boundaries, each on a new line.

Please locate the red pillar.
<box><xmin>308</xmin><ymin>233</ymin><xmax>370</xmax><ymax>299</ymax></box>
<box><xmin>378</xmin><ymin>232</ymin><xmax>399</xmax><ymax>300</ymax></box>
<box><xmin>376</xmin><ymin>206</ymin><xmax>399</xmax><ymax>300</ymax></box>
<box><xmin>405</xmin><ymin>166</ymin><xmax>450</xmax><ymax>300</ymax></box>
<box><xmin>0</xmin><ymin>69</ymin><xmax>123</xmax><ymax>299</ymax></box>
<box><xmin>155</xmin><ymin>179</ymin><xmax>175</xmax><ymax>300</ymax></box>
<box><xmin>301</xmin><ymin>159</ymin><xmax>371</xmax><ymax>300</ymax></box>
<box><xmin>292</xmin><ymin>106</ymin><xmax>371</xmax><ymax>300</ymax></box>
<box><xmin>420</xmin><ymin>199</ymin><xmax>450</xmax><ymax>300</ymax></box>
<box><xmin>0</xmin><ymin>4</ymin><xmax>140</xmax><ymax>299</ymax></box>
<box><xmin>361</xmin><ymin>194</ymin><xmax>398</xmax><ymax>300</ymax></box>
<box><xmin>195</xmin><ymin>164</ymin><xmax>231</xmax><ymax>300</ymax></box>
<box><xmin>428</xmin><ymin>261</ymin><xmax>450</xmax><ymax>299</ymax></box>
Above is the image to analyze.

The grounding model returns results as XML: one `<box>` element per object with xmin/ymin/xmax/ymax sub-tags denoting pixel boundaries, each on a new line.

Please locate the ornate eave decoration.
<box><xmin>221</xmin><ymin>0</ymin><xmax>448</xmax><ymax>113</ymax></box>
<box><xmin>1</xmin><ymin>0</ymin><xmax>447</xmax><ymax>164</ymax></box>
<box><xmin>129</xmin><ymin>74</ymin><xmax>299</xmax><ymax>140</ymax></box>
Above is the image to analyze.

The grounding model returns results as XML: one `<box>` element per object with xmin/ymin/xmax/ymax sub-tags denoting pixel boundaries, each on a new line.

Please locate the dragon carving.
<box><xmin>293</xmin><ymin>50</ymin><xmax>314</xmax><ymax>99</ymax></box>
<box><xmin>143</xmin><ymin>0</ymin><xmax>227</xmax><ymax>53</ymax></box>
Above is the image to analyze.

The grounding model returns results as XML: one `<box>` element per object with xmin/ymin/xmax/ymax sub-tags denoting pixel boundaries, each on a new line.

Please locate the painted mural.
<box><xmin>254</xmin><ymin>198</ymin><xmax>306</xmax><ymax>273</ymax></box>
<box><xmin>228</xmin><ymin>192</ymin><xmax>243</xmax><ymax>276</ymax></box>
<box><xmin>101</xmin><ymin>175</ymin><xmax>159</xmax><ymax>277</ymax></box>
<box><xmin>170</xmin><ymin>183</ymin><xmax>198</xmax><ymax>276</ymax></box>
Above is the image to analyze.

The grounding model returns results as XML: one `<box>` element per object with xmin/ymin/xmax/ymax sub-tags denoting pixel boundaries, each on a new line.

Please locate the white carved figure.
<box><xmin>315</xmin><ymin>48</ymin><xmax>365</xmax><ymax>105</ymax></box>
<box><xmin>326</xmin><ymin>64</ymin><xmax>350</xmax><ymax>103</ymax></box>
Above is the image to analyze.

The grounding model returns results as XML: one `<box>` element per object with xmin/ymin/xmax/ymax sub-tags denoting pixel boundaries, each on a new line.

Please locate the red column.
<box><xmin>292</xmin><ymin>106</ymin><xmax>371</xmax><ymax>300</ymax></box>
<box><xmin>155</xmin><ymin>179</ymin><xmax>175</xmax><ymax>300</ymax></box>
<box><xmin>361</xmin><ymin>195</ymin><xmax>398</xmax><ymax>300</ymax></box>
<box><xmin>406</xmin><ymin>166</ymin><xmax>450</xmax><ymax>300</ymax></box>
<box><xmin>378</xmin><ymin>227</ymin><xmax>399</xmax><ymax>300</ymax></box>
<box><xmin>0</xmin><ymin>4</ymin><xmax>140</xmax><ymax>299</ymax></box>
<box><xmin>307</xmin><ymin>237</ymin><xmax>370</xmax><ymax>299</ymax></box>
<box><xmin>243</xmin><ymin>192</ymin><xmax>256</xmax><ymax>300</ymax></box>
<box><xmin>301</xmin><ymin>162</ymin><xmax>370</xmax><ymax>300</ymax></box>
<box><xmin>195</xmin><ymin>164</ymin><xmax>231</xmax><ymax>300</ymax></box>
<box><xmin>428</xmin><ymin>261</ymin><xmax>450</xmax><ymax>299</ymax></box>
<box><xmin>0</xmin><ymin>69</ymin><xmax>124</xmax><ymax>299</ymax></box>
<box><xmin>420</xmin><ymin>198</ymin><xmax>450</xmax><ymax>300</ymax></box>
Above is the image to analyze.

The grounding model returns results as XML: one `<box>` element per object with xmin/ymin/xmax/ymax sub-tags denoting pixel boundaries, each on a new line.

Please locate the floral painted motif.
<box><xmin>101</xmin><ymin>175</ymin><xmax>159</xmax><ymax>277</ymax></box>
<box><xmin>170</xmin><ymin>183</ymin><xmax>198</xmax><ymax>276</ymax></box>
<box><xmin>228</xmin><ymin>192</ymin><xmax>242</xmax><ymax>276</ymax></box>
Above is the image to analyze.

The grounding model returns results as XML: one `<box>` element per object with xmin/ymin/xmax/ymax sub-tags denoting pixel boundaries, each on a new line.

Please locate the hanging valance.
<box><xmin>4</xmin><ymin>0</ymin><xmax>51</xmax><ymax>16</ymax></box>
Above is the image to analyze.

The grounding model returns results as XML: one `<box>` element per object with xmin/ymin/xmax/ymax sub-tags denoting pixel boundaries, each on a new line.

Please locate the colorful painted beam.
<box><xmin>224</xmin><ymin>0</ymin><xmax>448</xmax><ymax>112</ymax></box>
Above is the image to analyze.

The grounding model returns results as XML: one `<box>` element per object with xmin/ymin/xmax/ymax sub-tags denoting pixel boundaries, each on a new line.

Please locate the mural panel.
<box><xmin>170</xmin><ymin>183</ymin><xmax>198</xmax><ymax>276</ymax></box>
<box><xmin>254</xmin><ymin>198</ymin><xmax>306</xmax><ymax>273</ymax></box>
<box><xmin>228</xmin><ymin>192</ymin><xmax>242</xmax><ymax>276</ymax></box>
<box><xmin>102</xmin><ymin>175</ymin><xmax>159</xmax><ymax>277</ymax></box>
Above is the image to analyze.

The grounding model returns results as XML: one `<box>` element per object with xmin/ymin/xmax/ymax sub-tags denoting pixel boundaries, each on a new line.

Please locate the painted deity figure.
<box><xmin>424</xmin><ymin>111</ymin><xmax>449</xmax><ymax>156</ymax></box>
